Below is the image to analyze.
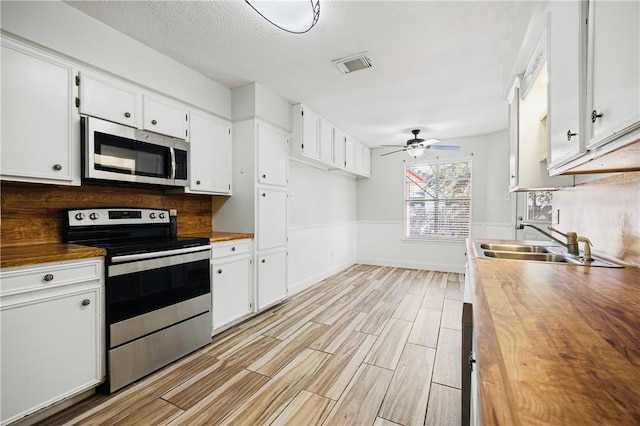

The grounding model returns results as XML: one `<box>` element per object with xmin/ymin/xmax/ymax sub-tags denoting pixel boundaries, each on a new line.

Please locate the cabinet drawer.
<box><xmin>0</xmin><ymin>258</ymin><xmax>102</xmax><ymax>296</ymax></box>
<box><xmin>211</xmin><ymin>240</ymin><xmax>251</xmax><ymax>259</ymax></box>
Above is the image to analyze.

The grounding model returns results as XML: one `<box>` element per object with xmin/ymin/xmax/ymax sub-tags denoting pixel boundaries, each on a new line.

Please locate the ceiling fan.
<box><xmin>381</xmin><ymin>129</ymin><xmax>460</xmax><ymax>158</ymax></box>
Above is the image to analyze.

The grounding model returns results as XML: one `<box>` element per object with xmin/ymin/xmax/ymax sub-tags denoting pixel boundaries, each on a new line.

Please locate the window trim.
<box><xmin>403</xmin><ymin>156</ymin><xmax>473</xmax><ymax>241</ymax></box>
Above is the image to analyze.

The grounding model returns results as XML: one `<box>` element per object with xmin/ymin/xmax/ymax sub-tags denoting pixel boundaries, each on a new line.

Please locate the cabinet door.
<box><xmin>508</xmin><ymin>79</ymin><xmax>520</xmax><ymax>190</ymax></box>
<box><xmin>256</xmin><ymin>250</ymin><xmax>287</xmax><ymax>311</ymax></box>
<box><xmin>189</xmin><ymin>110</ymin><xmax>231</xmax><ymax>194</ymax></box>
<box><xmin>363</xmin><ymin>145</ymin><xmax>371</xmax><ymax>177</ymax></box>
<box><xmin>1</xmin><ymin>40</ymin><xmax>77</xmax><ymax>185</ymax></box>
<box><xmin>333</xmin><ymin>128</ymin><xmax>346</xmax><ymax>168</ymax></box>
<box><xmin>257</xmin><ymin>187</ymin><xmax>288</xmax><ymax>251</ymax></box>
<box><xmin>319</xmin><ymin>119</ymin><xmax>334</xmax><ymax>164</ymax></box>
<box><xmin>345</xmin><ymin>134</ymin><xmax>357</xmax><ymax>171</ymax></box>
<box><xmin>301</xmin><ymin>107</ymin><xmax>320</xmax><ymax>158</ymax></box>
<box><xmin>1</xmin><ymin>288</ymin><xmax>101</xmax><ymax>424</ymax></box>
<box><xmin>212</xmin><ymin>256</ymin><xmax>251</xmax><ymax>330</ymax></box>
<box><xmin>143</xmin><ymin>95</ymin><xmax>189</xmax><ymax>139</ymax></box>
<box><xmin>547</xmin><ymin>0</ymin><xmax>586</xmax><ymax>168</ymax></box>
<box><xmin>587</xmin><ymin>0</ymin><xmax>640</xmax><ymax>147</ymax></box>
<box><xmin>257</xmin><ymin>123</ymin><xmax>288</xmax><ymax>186</ymax></box>
<box><xmin>78</xmin><ymin>71</ymin><xmax>138</xmax><ymax>127</ymax></box>
<box><xmin>355</xmin><ymin>141</ymin><xmax>365</xmax><ymax>174</ymax></box>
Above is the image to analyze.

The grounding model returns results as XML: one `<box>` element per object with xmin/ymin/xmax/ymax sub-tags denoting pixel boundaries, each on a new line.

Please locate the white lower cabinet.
<box><xmin>0</xmin><ymin>258</ymin><xmax>103</xmax><ymax>426</ymax></box>
<box><xmin>210</xmin><ymin>240</ymin><xmax>253</xmax><ymax>334</ymax></box>
<box><xmin>256</xmin><ymin>250</ymin><xmax>287</xmax><ymax>311</ymax></box>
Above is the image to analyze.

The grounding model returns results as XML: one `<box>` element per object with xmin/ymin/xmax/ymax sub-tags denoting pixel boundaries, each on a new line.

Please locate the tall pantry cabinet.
<box><xmin>214</xmin><ymin>83</ymin><xmax>290</xmax><ymax>311</ymax></box>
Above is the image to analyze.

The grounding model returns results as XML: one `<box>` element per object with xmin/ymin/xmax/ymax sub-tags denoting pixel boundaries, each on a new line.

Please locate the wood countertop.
<box><xmin>467</xmin><ymin>238</ymin><xmax>640</xmax><ymax>425</ymax></box>
<box><xmin>1</xmin><ymin>243</ymin><xmax>106</xmax><ymax>268</ymax></box>
<box><xmin>180</xmin><ymin>231</ymin><xmax>254</xmax><ymax>243</ymax></box>
<box><xmin>1</xmin><ymin>233</ymin><xmax>253</xmax><ymax>269</ymax></box>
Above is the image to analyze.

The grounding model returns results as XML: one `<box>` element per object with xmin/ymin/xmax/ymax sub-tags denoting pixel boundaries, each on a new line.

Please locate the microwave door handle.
<box><xmin>169</xmin><ymin>147</ymin><xmax>176</xmax><ymax>179</ymax></box>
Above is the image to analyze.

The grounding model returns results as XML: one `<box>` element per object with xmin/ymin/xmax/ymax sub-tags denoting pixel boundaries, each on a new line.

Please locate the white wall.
<box><xmin>0</xmin><ymin>1</ymin><xmax>230</xmax><ymax>118</ymax></box>
<box><xmin>288</xmin><ymin>161</ymin><xmax>357</xmax><ymax>294</ymax></box>
<box><xmin>356</xmin><ymin>130</ymin><xmax>512</xmax><ymax>273</ymax></box>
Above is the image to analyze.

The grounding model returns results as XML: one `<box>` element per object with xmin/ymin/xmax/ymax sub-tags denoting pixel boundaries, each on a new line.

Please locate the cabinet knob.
<box><xmin>124</xmin><ymin>112</ymin><xmax>131</xmax><ymax>118</ymax></box>
<box><xmin>510</xmin><ymin>175</ymin><xmax>516</xmax><ymax>179</ymax></box>
<box><xmin>151</xmin><ymin>119</ymin><xmax>158</xmax><ymax>125</ymax></box>
<box><xmin>591</xmin><ymin>110</ymin><xmax>603</xmax><ymax>123</ymax></box>
<box><xmin>81</xmin><ymin>299</ymin><xmax>91</xmax><ymax>306</ymax></box>
<box><xmin>262</xmin><ymin>174</ymin><xmax>267</xmax><ymax>179</ymax></box>
<box><xmin>567</xmin><ymin>130</ymin><xmax>577</xmax><ymax>141</ymax></box>
<box><xmin>231</xmin><ymin>246</ymin><xmax>236</xmax><ymax>252</ymax></box>
<box><xmin>53</xmin><ymin>164</ymin><xmax>62</xmax><ymax>171</ymax></box>
<box><xmin>262</xmin><ymin>193</ymin><xmax>266</xmax><ymax>197</ymax></box>
<box><xmin>196</xmin><ymin>180</ymin><xmax>201</xmax><ymax>185</ymax></box>
<box><xmin>261</xmin><ymin>259</ymin><xmax>266</xmax><ymax>263</ymax></box>
<box><xmin>217</xmin><ymin>269</ymin><xmax>222</xmax><ymax>274</ymax></box>
<box><xmin>43</xmin><ymin>273</ymin><xmax>54</xmax><ymax>282</ymax></box>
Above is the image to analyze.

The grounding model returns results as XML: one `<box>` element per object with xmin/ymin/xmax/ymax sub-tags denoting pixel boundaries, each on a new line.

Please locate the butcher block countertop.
<box><xmin>1</xmin><ymin>233</ymin><xmax>252</xmax><ymax>269</ymax></box>
<box><xmin>467</xmin><ymin>238</ymin><xmax>640</xmax><ymax>425</ymax></box>
<box><xmin>0</xmin><ymin>243</ymin><xmax>106</xmax><ymax>268</ymax></box>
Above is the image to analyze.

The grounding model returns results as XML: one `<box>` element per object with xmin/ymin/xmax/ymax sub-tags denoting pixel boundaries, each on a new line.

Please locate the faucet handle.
<box><xmin>565</xmin><ymin>232</ymin><xmax>578</xmax><ymax>244</ymax></box>
<box><xmin>577</xmin><ymin>236</ymin><xmax>593</xmax><ymax>261</ymax></box>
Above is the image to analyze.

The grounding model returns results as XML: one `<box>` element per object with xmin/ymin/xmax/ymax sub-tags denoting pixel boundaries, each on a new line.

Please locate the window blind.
<box><xmin>405</xmin><ymin>159</ymin><xmax>472</xmax><ymax>240</ymax></box>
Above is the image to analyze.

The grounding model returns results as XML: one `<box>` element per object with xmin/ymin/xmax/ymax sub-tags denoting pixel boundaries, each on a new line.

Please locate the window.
<box><xmin>405</xmin><ymin>158</ymin><xmax>472</xmax><ymax>240</ymax></box>
<box><xmin>525</xmin><ymin>191</ymin><xmax>553</xmax><ymax>222</ymax></box>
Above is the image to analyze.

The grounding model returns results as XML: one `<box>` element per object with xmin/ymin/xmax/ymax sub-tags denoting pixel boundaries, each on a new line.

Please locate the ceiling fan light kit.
<box><xmin>245</xmin><ymin>0</ymin><xmax>320</xmax><ymax>34</ymax></box>
<box><xmin>380</xmin><ymin>129</ymin><xmax>461</xmax><ymax>158</ymax></box>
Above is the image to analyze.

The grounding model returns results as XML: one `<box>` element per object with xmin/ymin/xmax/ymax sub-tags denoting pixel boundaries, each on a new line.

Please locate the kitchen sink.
<box><xmin>482</xmin><ymin>250</ymin><xmax>568</xmax><ymax>262</ymax></box>
<box><xmin>473</xmin><ymin>242</ymin><xmax>622</xmax><ymax>267</ymax></box>
<box><xmin>479</xmin><ymin>243</ymin><xmax>550</xmax><ymax>253</ymax></box>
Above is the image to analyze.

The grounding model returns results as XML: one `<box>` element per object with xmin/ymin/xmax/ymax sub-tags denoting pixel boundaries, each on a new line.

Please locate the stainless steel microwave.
<box><xmin>82</xmin><ymin>116</ymin><xmax>188</xmax><ymax>187</ymax></box>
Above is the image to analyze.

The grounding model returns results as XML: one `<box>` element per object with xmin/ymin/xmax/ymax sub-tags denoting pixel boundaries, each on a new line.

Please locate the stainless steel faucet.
<box><xmin>516</xmin><ymin>222</ymin><xmax>579</xmax><ymax>255</ymax></box>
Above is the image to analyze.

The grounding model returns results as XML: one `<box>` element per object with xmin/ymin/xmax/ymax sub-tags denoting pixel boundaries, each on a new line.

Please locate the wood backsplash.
<box><xmin>553</xmin><ymin>172</ymin><xmax>640</xmax><ymax>268</ymax></box>
<box><xmin>1</xmin><ymin>181</ymin><xmax>213</xmax><ymax>245</ymax></box>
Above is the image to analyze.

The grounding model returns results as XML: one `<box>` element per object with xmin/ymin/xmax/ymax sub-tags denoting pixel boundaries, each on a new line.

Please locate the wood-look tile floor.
<box><xmin>36</xmin><ymin>265</ymin><xmax>463</xmax><ymax>426</ymax></box>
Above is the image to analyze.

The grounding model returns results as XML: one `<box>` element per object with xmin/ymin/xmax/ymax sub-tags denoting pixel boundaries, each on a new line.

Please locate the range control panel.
<box><xmin>66</xmin><ymin>208</ymin><xmax>170</xmax><ymax>227</ymax></box>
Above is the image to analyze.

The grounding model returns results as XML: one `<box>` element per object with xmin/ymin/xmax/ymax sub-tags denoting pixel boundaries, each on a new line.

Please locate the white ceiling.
<box><xmin>64</xmin><ymin>0</ymin><xmax>517</xmax><ymax>147</ymax></box>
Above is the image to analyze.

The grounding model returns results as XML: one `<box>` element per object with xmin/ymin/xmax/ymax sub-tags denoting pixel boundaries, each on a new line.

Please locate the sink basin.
<box><xmin>472</xmin><ymin>241</ymin><xmax>622</xmax><ymax>267</ymax></box>
<box><xmin>482</xmin><ymin>250</ymin><xmax>568</xmax><ymax>262</ymax></box>
<box><xmin>479</xmin><ymin>243</ymin><xmax>550</xmax><ymax>253</ymax></box>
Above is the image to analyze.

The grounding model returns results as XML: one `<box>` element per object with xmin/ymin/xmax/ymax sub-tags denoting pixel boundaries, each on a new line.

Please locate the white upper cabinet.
<box><xmin>319</xmin><ymin>118</ymin><xmax>334</xmax><ymax>164</ymax></box>
<box><xmin>1</xmin><ymin>38</ymin><xmax>79</xmax><ymax>186</ymax></box>
<box><xmin>355</xmin><ymin>141</ymin><xmax>371</xmax><ymax>177</ymax></box>
<box><xmin>142</xmin><ymin>95</ymin><xmax>189</xmax><ymax>140</ymax></box>
<box><xmin>344</xmin><ymin>134</ymin><xmax>357</xmax><ymax>172</ymax></box>
<box><xmin>546</xmin><ymin>0</ymin><xmax>587</xmax><ymax>169</ymax></box>
<box><xmin>586</xmin><ymin>0</ymin><xmax>640</xmax><ymax>148</ymax></box>
<box><xmin>257</xmin><ymin>122</ymin><xmax>289</xmax><ymax>187</ymax></box>
<box><xmin>291</xmin><ymin>104</ymin><xmax>320</xmax><ymax>161</ymax></box>
<box><xmin>78</xmin><ymin>71</ymin><xmax>138</xmax><ymax>128</ymax></box>
<box><xmin>333</xmin><ymin>127</ymin><xmax>347</xmax><ymax>169</ymax></box>
<box><xmin>547</xmin><ymin>0</ymin><xmax>640</xmax><ymax>174</ymax></box>
<box><xmin>188</xmin><ymin>110</ymin><xmax>231</xmax><ymax>195</ymax></box>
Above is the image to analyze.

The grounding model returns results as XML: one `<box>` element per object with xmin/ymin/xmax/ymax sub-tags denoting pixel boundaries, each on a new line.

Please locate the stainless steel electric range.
<box><xmin>64</xmin><ymin>207</ymin><xmax>211</xmax><ymax>392</ymax></box>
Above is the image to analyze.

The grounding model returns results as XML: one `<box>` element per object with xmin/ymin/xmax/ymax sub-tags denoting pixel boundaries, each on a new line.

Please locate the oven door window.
<box><xmin>107</xmin><ymin>258</ymin><xmax>210</xmax><ymax>324</ymax></box>
<box><xmin>94</xmin><ymin>132</ymin><xmax>171</xmax><ymax>179</ymax></box>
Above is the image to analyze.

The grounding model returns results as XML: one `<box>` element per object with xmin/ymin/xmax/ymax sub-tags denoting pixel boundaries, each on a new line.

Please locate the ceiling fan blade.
<box><xmin>381</xmin><ymin>144</ymin><xmax>406</xmax><ymax>147</ymax></box>
<box><xmin>380</xmin><ymin>148</ymin><xmax>407</xmax><ymax>156</ymax></box>
<box><xmin>428</xmin><ymin>145</ymin><xmax>460</xmax><ymax>151</ymax></box>
<box><xmin>423</xmin><ymin>138</ymin><xmax>441</xmax><ymax>145</ymax></box>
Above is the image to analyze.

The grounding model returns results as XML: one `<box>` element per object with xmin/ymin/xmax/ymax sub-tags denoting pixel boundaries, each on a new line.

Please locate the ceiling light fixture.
<box><xmin>245</xmin><ymin>0</ymin><xmax>320</xmax><ymax>34</ymax></box>
<box><xmin>406</xmin><ymin>146</ymin><xmax>427</xmax><ymax>159</ymax></box>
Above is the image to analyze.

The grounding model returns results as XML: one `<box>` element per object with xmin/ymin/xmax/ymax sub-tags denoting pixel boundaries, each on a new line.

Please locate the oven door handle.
<box><xmin>110</xmin><ymin>245</ymin><xmax>211</xmax><ymax>264</ymax></box>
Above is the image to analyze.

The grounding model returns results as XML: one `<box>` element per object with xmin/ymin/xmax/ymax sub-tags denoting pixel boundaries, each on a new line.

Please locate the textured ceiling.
<box><xmin>64</xmin><ymin>0</ymin><xmax>516</xmax><ymax>147</ymax></box>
